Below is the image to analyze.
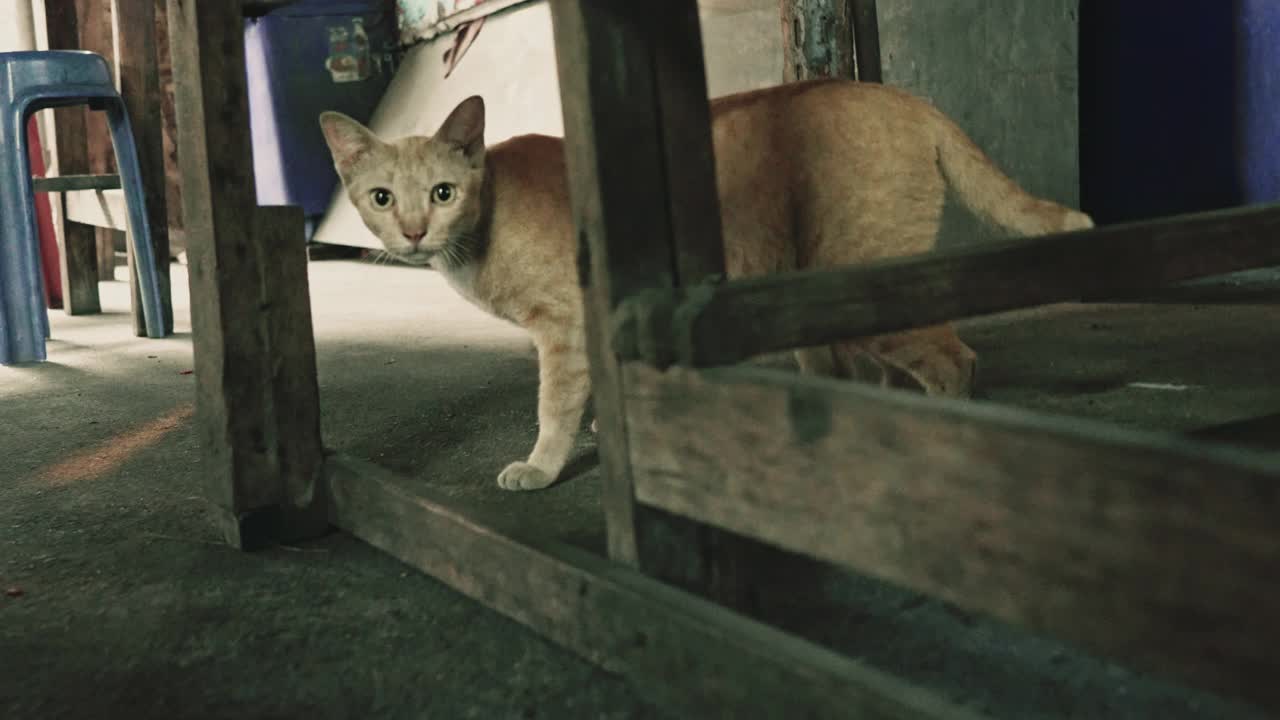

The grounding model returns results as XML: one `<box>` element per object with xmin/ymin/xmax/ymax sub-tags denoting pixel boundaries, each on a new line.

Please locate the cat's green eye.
<box><xmin>370</xmin><ymin>188</ymin><xmax>394</xmax><ymax>208</ymax></box>
<box><xmin>432</xmin><ymin>183</ymin><xmax>455</xmax><ymax>204</ymax></box>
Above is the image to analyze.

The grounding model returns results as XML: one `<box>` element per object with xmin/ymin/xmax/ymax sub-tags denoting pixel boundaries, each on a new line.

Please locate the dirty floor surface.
<box><xmin>1</xmin><ymin>260</ymin><xmax>1276</xmax><ymax>719</ymax></box>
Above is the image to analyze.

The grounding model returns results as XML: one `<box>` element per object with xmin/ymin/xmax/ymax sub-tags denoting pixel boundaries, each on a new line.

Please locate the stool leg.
<box><xmin>0</xmin><ymin>108</ymin><xmax>48</xmax><ymax>364</ymax></box>
<box><xmin>104</xmin><ymin>99</ymin><xmax>165</xmax><ymax>339</ymax></box>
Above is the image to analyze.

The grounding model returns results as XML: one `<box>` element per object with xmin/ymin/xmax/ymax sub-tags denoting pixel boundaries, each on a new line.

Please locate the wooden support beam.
<box><xmin>153</xmin><ymin>0</ymin><xmax>184</xmax><ymax>259</ymax></box>
<box><xmin>548</xmin><ymin>0</ymin><xmax>687</xmax><ymax>565</ymax></box>
<box><xmin>114</xmin><ymin>0</ymin><xmax>174</xmax><ymax>336</ymax></box>
<box><xmin>165</xmin><ymin>0</ymin><xmax>325</xmax><ymax>548</ymax></box>
<box><xmin>76</xmin><ymin>0</ymin><xmax>120</xmax><ymax>283</ymax></box>
<box><xmin>326</xmin><ymin>453</ymin><xmax>976</xmax><ymax>720</ymax></box>
<box><xmin>644</xmin><ymin>202</ymin><xmax>1280</xmax><ymax>368</ymax></box>
<box><xmin>623</xmin><ymin>361</ymin><xmax>1280</xmax><ymax>712</ymax></box>
<box><xmin>32</xmin><ymin>173</ymin><xmax>121</xmax><ymax>192</ymax></box>
<box><xmin>40</xmin><ymin>0</ymin><xmax>101</xmax><ymax>315</ymax></box>
<box><xmin>549</xmin><ymin>0</ymin><xmax>754</xmax><ymax>610</ymax></box>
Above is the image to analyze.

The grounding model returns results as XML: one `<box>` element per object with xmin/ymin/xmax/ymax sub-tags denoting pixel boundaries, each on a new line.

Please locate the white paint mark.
<box><xmin>1127</xmin><ymin>382</ymin><xmax>1197</xmax><ymax>392</ymax></box>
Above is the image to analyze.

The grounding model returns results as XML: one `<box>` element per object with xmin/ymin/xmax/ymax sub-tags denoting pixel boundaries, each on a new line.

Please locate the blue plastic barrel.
<box><xmin>244</xmin><ymin>0</ymin><xmax>398</xmax><ymax>237</ymax></box>
<box><xmin>1079</xmin><ymin>0</ymin><xmax>1280</xmax><ymax>224</ymax></box>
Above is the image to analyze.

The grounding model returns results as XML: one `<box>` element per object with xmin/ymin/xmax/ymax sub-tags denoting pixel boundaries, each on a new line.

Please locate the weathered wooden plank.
<box><xmin>165</xmin><ymin>0</ymin><xmax>325</xmax><ymax>547</ymax></box>
<box><xmin>114</xmin><ymin>0</ymin><xmax>174</xmax><ymax>336</ymax></box>
<box><xmin>153</xmin><ymin>0</ymin><xmax>183</xmax><ymax>258</ymax></box>
<box><xmin>623</xmin><ymin>361</ymin><xmax>1280</xmax><ymax>711</ymax></box>
<box><xmin>649</xmin><ymin>0</ymin><xmax>726</xmax><ymax>285</ymax></box>
<box><xmin>32</xmin><ymin>173</ymin><xmax>121</xmax><ymax>192</ymax></box>
<box><xmin>656</xmin><ymin>202</ymin><xmax>1280</xmax><ymax>367</ymax></box>
<box><xmin>643</xmin><ymin>0</ymin><xmax>760</xmax><ymax>611</ymax></box>
<box><xmin>40</xmin><ymin>0</ymin><xmax>102</xmax><ymax>313</ymax></box>
<box><xmin>325</xmin><ymin>453</ymin><xmax>976</xmax><ymax>720</ymax></box>
<box><xmin>781</xmin><ymin>0</ymin><xmax>856</xmax><ymax>82</ymax></box>
<box><xmin>851</xmin><ymin>0</ymin><xmax>882</xmax><ymax>82</ymax></box>
<box><xmin>76</xmin><ymin>0</ymin><xmax>120</xmax><ymax>282</ymax></box>
<box><xmin>549</xmin><ymin>0</ymin><xmax>678</xmax><ymax>566</ymax></box>
<box><xmin>549</xmin><ymin>0</ymin><xmax>753</xmax><ymax>609</ymax></box>
<box><xmin>258</xmin><ymin>204</ymin><xmax>325</xmax><ymax>514</ymax></box>
<box><xmin>40</xmin><ymin>0</ymin><xmax>102</xmax><ymax>315</ymax></box>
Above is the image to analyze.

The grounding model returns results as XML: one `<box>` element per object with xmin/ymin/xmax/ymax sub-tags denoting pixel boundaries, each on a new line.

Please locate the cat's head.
<box><xmin>319</xmin><ymin>96</ymin><xmax>488</xmax><ymax>268</ymax></box>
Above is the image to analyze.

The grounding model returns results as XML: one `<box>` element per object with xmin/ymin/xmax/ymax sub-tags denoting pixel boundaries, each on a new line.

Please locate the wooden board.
<box><xmin>655</xmin><ymin>202</ymin><xmax>1280</xmax><ymax>367</ymax></box>
<box><xmin>325</xmin><ymin>453</ymin><xmax>977</xmax><ymax>720</ymax></box>
<box><xmin>75</xmin><ymin>0</ymin><xmax>120</xmax><ymax>283</ymax></box>
<box><xmin>622</xmin><ymin>361</ymin><xmax>1280</xmax><ymax>711</ymax></box>
<box><xmin>113</xmin><ymin>0</ymin><xmax>174</xmax><ymax>336</ymax></box>
<box><xmin>165</xmin><ymin>0</ymin><xmax>325</xmax><ymax>547</ymax></box>
<box><xmin>549</xmin><ymin>0</ymin><xmax>681</xmax><ymax>565</ymax></box>
<box><xmin>32</xmin><ymin>173</ymin><xmax>121</xmax><ymax>192</ymax></box>
<box><xmin>549</xmin><ymin>0</ymin><xmax>754</xmax><ymax>610</ymax></box>
<box><xmin>40</xmin><ymin>0</ymin><xmax>102</xmax><ymax>315</ymax></box>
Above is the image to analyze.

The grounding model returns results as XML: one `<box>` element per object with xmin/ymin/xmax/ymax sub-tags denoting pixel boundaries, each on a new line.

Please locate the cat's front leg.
<box><xmin>497</xmin><ymin>331</ymin><xmax>591</xmax><ymax>491</ymax></box>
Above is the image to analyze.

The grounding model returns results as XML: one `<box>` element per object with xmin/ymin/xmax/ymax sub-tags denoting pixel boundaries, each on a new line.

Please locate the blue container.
<box><xmin>244</xmin><ymin>0</ymin><xmax>398</xmax><ymax>236</ymax></box>
<box><xmin>1079</xmin><ymin>1</ymin><xmax>1280</xmax><ymax>224</ymax></box>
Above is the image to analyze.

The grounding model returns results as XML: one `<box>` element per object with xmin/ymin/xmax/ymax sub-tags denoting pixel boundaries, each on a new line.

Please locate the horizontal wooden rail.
<box><xmin>325</xmin><ymin>453</ymin><xmax>976</xmax><ymax>720</ymax></box>
<box><xmin>32</xmin><ymin>173</ymin><xmax>121</xmax><ymax>192</ymax></box>
<box><xmin>622</xmin><ymin>362</ymin><xmax>1280</xmax><ymax>712</ymax></box>
<box><xmin>625</xmin><ymin>202</ymin><xmax>1280</xmax><ymax>367</ymax></box>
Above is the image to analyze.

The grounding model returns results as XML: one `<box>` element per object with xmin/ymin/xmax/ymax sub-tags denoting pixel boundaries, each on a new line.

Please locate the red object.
<box><xmin>26</xmin><ymin>116</ymin><xmax>63</xmax><ymax>309</ymax></box>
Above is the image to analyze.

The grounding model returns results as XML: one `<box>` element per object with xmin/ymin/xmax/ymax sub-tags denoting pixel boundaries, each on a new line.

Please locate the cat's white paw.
<box><xmin>590</xmin><ymin>418</ymin><xmax>598</xmax><ymax>434</ymax></box>
<box><xmin>497</xmin><ymin>461</ymin><xmax>554</xmax><ymax>491</ymax></box>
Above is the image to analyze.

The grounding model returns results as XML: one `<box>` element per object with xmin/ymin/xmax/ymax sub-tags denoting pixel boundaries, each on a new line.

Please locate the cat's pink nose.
<box><xmin>403</xmin><ymin>231</ymin><xmax>426</xmax><ymax>249</ymax></box>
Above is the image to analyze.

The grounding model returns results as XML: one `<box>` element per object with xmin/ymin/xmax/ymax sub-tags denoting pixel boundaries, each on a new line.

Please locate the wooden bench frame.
<box><xmin>129</xmin><ymin>0</ymin><xmax>1280</xmax><ymax>716</ymax></box>
<box><xmin>34</xmin><ymin>0</ymin><xmax>174</xmax><ymax>334</ymax></box>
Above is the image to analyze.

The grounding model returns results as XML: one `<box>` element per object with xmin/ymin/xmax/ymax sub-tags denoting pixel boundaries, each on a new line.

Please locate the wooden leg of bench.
<box><xmin>116</xmin><ymin>0</ymin><xmax>173</xmax><ymax>337</ymax></box>
<box><xmin>95</xmin><ymin>227</ymin><xmax>116</xmax><ymax>281</ymax></box>
<box><xmin>165</xmin><ymin>0</ymin><xmax>325</xmax><ymax>548</ymax></box>
<box><xmin>550</xmin><ymin>0</ymin><xmax>754</xmax><ymax>610</ymax></box>
<box><xmin>40</xmin><ymin>0</ymin><xmax>102</xmax><ymax>315</ymax></box>
<box><xmin>58</xmin><ymin>221</ymin><xmax>102</xmax><ymax>315</ymax></box>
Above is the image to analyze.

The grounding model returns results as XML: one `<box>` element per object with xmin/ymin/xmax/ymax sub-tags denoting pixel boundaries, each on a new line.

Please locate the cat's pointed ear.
<box><xmin>319</xmin><ymin>111</ymin><xmax>378</xmax><ymax>172</ymax></box>
<box><xmin>436</xmin><ymin>95</ymin><xmax>486</xmax><ymax>160</ymax></box>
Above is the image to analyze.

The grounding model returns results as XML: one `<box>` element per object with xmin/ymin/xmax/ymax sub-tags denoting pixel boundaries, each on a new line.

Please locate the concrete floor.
<box><xmin>2</xmin><ymin>259</ymin><xmax>1277</xmax><ymax>719</ymax></box>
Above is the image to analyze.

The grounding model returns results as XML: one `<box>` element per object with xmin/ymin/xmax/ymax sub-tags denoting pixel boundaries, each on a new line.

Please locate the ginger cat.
<box><xmin>320</xmin><ymin>79</ymin><xmax>1093</xmax><ymax>491</ymax></box>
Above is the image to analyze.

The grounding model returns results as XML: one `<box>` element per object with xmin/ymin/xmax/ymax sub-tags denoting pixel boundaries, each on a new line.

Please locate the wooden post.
<box><xmin>153</xmin><ymin>1</ymin><xmax>184</xmax><ymax>260</ymax></box>
<box><xmin>550</xmin><ymin>0</ymin><xmax>676</xmax><ymax>566</ymax></box>
<box><xmin>165</xmin><ymin>0</ymin><xmax>325</xmax><ymax>548</ymax></box>
<box><xmin>74</xmin><ymin>0</ymin><xmax>121</xmax><ymax>282</ymax></box>
<box><xmin>780</xmin><ymin>0</ymin><xmax>882</xmax><ymax>82</ymax></box>
<box><xmin>40</xmin><ymin>0</ymin><xmax>102</xmax><ymax>315</ymax></box>
<box><xmin>549</xmin><ymin>0</ymin><xmax>755</xmax><ymax>609</ymax></box>
<box><xmin>114</xmin><ymin>0</ymin><xmax>174</xmax><ymax>336</ymax></box>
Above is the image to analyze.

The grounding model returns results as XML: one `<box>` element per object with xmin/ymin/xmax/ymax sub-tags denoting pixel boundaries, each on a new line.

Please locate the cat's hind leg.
<box><xmin>795</xmin><ymin>346</ymin><xmax>840</xmax><ymax>377</ymax></box>
<box><xmin>498</xmin><ymin>330</ymin><xmax>592</xmax><ymax>491</ymax></box>
<box><xmin>834</xmin><ymin>323</ymin><xmax>978</xmax><ymax>398</ymax></box>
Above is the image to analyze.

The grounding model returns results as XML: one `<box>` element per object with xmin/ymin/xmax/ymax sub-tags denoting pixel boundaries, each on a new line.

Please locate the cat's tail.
<box><xmin>933</xmin><ymin>112</ymin><xmax>1094</xmax><ymax>236</ymax></box>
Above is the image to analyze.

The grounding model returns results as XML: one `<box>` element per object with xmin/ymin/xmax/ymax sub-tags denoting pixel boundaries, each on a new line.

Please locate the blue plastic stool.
<box><xmin>0</xmin><ymin>50</ymin><xmax>166</xmax><ymax>365</ymax></box>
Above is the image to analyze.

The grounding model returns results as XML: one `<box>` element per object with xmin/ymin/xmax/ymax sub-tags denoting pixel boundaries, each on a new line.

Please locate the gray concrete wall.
<box><xmin>879</xmin><ymin>0</ymin><xmax>1082</xmax><ymax>246</ymax></box>
<box><xmin>699</xmin><ymin>0</ymin><xmax>1083</xmax><ymax>247</ymax></box>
